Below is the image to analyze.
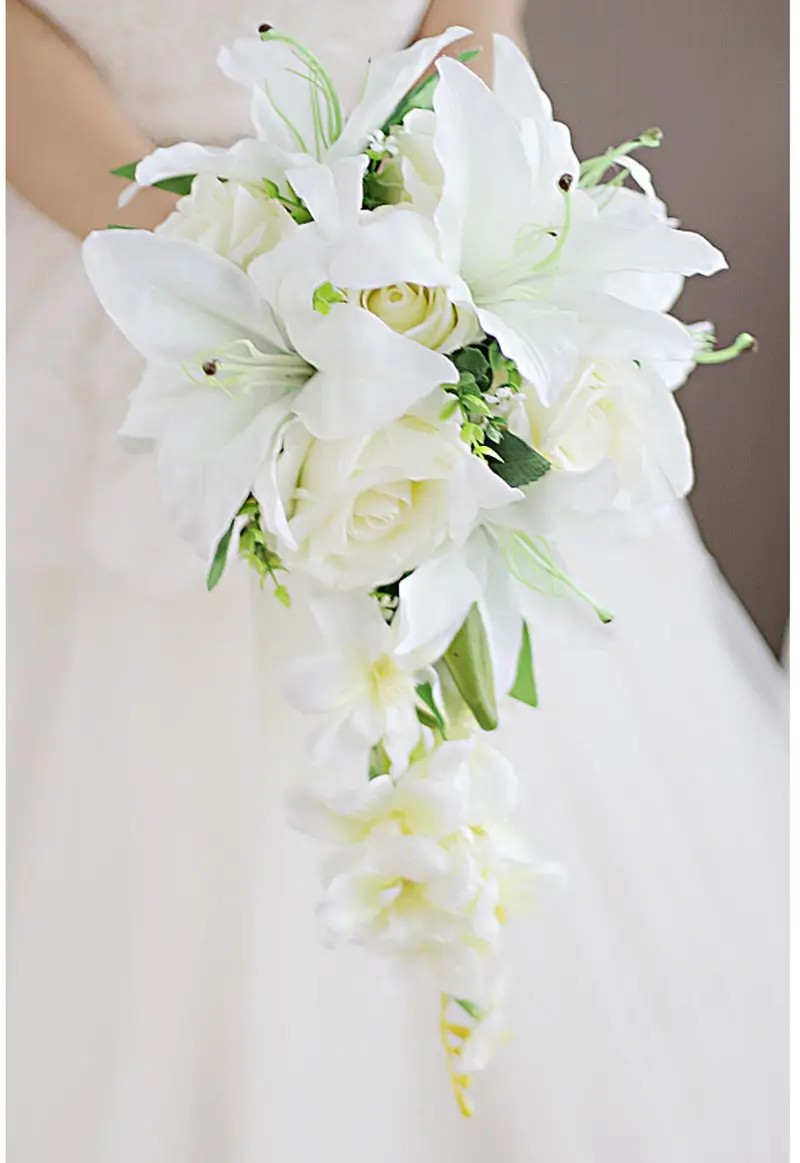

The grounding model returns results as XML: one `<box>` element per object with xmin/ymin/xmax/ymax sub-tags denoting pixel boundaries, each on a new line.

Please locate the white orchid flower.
<box><xmin>83</xmin><ymin>227</ymin><xmax>455</xmax><ymax>559</ymax></box>
<box><xmin>283</xmin><ymin>592</ymin><xmax>444</xmax><ymax>770</ymax></box>
<box><xmin>289</xmin><ymin>739</ymin><xmax>541</xmax><ymax>993</ymax></box>
<box><xmin>134</xmin><ymin>26</ymin><xmax>469</xmax><ymax>191</ymax></box>
<box><xmin>428</xmin><ymin>40</ymin><xmax>727</xmax><ymax>406</ymax></box>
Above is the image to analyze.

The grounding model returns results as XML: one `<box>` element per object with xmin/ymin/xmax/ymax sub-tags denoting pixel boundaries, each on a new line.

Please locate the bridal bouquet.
<box><xmin>85</xmin><ymin>24</ymin><xmax>752</xmax><ymax>1114</ymax></box>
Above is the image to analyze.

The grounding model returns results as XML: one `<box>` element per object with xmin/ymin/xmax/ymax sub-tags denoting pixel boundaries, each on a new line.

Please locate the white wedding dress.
<box><xmin>7</xmin><ymin>2</ymin><xmax>788</xmax><ymax>1161</ymax></box>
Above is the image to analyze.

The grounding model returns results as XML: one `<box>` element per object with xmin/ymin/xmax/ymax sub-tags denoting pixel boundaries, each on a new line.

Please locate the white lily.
<box><xmin>83</xmin><ymin>227</ymin><xmax>455</xmax><ymax>558</ymax></box>
<box><xmin>395</xmin><ymin>513</ymin><xmax>617</xmax><ymax>694</ymax></box>
<box><xmin>247</xmin><ymin>155</ymin><xmax>460</xmax><ymax>439</ymax></box>
<box><xmin>283</xmin><ymin>592</ymin><xmax>444</xmax><ymax>770</ymax></box>
<box><xmin>83</xmin><ymin>229</ymin><xmax>311</xmax><ymax>558</ymax></box>
<box><xmin>428</xmin><ymin>40</ymin><xmax>727</xmax><ymax>405</ymax></box>
<box><xmin>134</xmin><ymin>26</ymin><xmax>469</xmax><ymax>191</ymax></box>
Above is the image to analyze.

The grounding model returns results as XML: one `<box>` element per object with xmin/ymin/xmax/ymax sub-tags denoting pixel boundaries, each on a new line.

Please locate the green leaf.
<box><xmin>380</xmin><ymin>47</ymin><xmax>483</xmax><ymax>134</ymax></box>
<box><xmin>488</xmin><ymin>431</ymin><xmax>551</xmax><ymax>488</ymax></box>
<box><xmin>453</xmin><ymin>345</ymin><xmax>491</xmax><ymax>390</ymax></box>
<box><xmin>415</xmin><ymin>682</ymin><xmax>447</xmax><ymax>737</ymax></box>
<box><xmin>151</xmin><ymin>174</ymin><xmax>195</xmax><ymax>196</ymax></box>
<box><xmin>206</xmin><ymin>519</ymin><xmax>235</xmax><ymax>591</ymax></box>
<box><xmin>442</xmin><ymin>604</ymin><xmax>498</xmax><ymax>732</ymax></box>
<box><xmin>110</xmin><ymin>161</ymin><xmax>195</xmax><ymax>196</ymax></box>
<box><xmin>106</xmin><ymin>224</ymin><xmax>137</xmax><ymax>230</ymax></box>
<box><xmin>110</xmin><ymin>162</ymin><xmax>138</xmax><ymax>181</ymax></box>
<box><xmin>274</xmin><ymin>584</ymin><xmax>291</xmax><ymax>609</ymax></box>
<box><xmin>509</xmin><ymin>622</ymin><xmax>538</xmax><ymax>708</ymax></box>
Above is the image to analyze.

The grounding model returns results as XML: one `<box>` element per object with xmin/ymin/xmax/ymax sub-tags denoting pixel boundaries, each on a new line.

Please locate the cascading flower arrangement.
<box><xmin>84</xmin><ymin>24</ymin><xmax>754</xmax><ymax>1116</ymax></box>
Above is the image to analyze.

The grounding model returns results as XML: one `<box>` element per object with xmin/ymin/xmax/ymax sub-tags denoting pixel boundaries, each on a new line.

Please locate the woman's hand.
<box><xmin>7</xmin><ymin>0</ymin><xmax>176</xmax><ymax>238</ymax></box>
<box><xmin>415</xmin><ymin>0</ymin><xmax>528</xmax><ymax>82</ymax></box>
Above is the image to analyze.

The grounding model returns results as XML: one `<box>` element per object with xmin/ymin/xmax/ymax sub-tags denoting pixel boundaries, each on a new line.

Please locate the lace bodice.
<box><xmin>30</xmin><ymin>0</ymin><xmax>430</xmax><ymax>144</ymax></box>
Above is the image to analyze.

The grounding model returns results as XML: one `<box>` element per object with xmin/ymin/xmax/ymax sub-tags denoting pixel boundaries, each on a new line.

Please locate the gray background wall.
<box><xmin>523</xmin><ymin>0</ymin><xmax>789</xmax><ymax>654</ymax></box>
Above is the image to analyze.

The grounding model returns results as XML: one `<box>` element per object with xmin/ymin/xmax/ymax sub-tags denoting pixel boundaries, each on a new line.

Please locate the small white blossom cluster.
<box><xmin>289</xmin><ymin>739</ymin><xmax>553</xmax><ymax>998</ymax></box>
<box><xmin>84</xmin><ymin>23</ymin><xmax>751</xmax><ymax>1109</ymax></box>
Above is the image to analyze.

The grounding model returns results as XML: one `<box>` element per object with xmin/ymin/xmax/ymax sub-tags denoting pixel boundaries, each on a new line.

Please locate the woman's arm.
<box><xmin>6</xmin><ymin>0</ymin><xmax>176</xmax><ymax>238</ymax></box>
<box><xmin>416</xmin><ymin>0</ymin><xmax>528</xmax><ymax>82</ymax></box>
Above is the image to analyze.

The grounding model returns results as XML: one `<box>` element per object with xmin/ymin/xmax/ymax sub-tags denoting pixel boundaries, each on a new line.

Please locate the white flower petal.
<box><xmin>283</xmin><ymin>653</ymin><xmax>365</xmax><ymax>715</ymax></box>
<box><xmin>561</xmin><ymin>221</ymin><xmax>727</xmax><ymax>279</ymax></box>
<box><xmin>329</xmin><ymin>26</ymin><xmax>471</xmax><ymax>162</ymax></box>
<box><xmin>365</xmin><ymin>833</ymin><xmax>449</xmax><ymax>882</ymax></box>
<box><xmin>491</xmin><ymin>34</ymin><xmax>554</xmax><ymax>122</ymax></box>
<box><xmin>286</xmin><ymin>156</ymin><xmax>367</xmax><ymax>237</ymax></box>
<box><xmin>83</xmin><ymin>230</ymin><xmax>284</xmax><ymax>362</ymax></box>
<box><xmin>433</xmin><ymin>57</ymin><xmax>535</xmax><ymax>278</ymax></box>
<box><xmin>119</xmin><ymin>362</ymin><xmax>192</xmax><ymax>442</ymax></box>
<box><xmin>563</xmin><ymin>289</ymin><xmax>697</xmax><ymax>362</ymax></box>
<box><xmin>309</xmin><ymin>591</ymin><xmax>392</xmax><ymax>656</ymax></box>
<box><xmin>477</xmin><ymin>300</ymin><xmax>579</xmax><ymax>405</ymax></box>
<box><xmin>328</xmin><ymin>209</ymin><xmax>451</xmax><ymax>290</ymax></box>
<box><xmin>643</xmin><ymin>374</ymin><xmax>694</xmax><ymax>497</ymax></box>
<box><xmin>136</xmin><ymin>139</ymin><xmax>285</xmax><ymax>187</ymax></box>
<box><xmin>157</xmin><ymin>392</ymin><xmax>290</xmax><ymax>559</ymax></box>
<box><xmin>395</xmin><ymin>549</ymin><xmax>482</xmax><ymax>661</ymax></box>
<box><xmin>218</xmin><ymin>38</ymin><xmax>321</xmax><ymax>157</ymax></box>
<box><xmin>289</xmin><ymin>305</ymin><xmax>458</xmax><ymax>439</ymax></box>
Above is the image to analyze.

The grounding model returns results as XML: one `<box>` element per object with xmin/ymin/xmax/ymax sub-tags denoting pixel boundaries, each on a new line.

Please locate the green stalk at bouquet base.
<box><xmin>442</xmin><ymin>604</ymin><xmax>499</xmax><ymax>732</ymax></box>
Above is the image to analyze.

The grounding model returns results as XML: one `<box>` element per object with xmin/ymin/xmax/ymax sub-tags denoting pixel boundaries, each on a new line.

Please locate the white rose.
<box><xmin>263</xmin><ymin>399</ymin><xmax>519</xmax><ymax>590</ymax></box>
<box><xmin>356</xmin><ymin>282</ymin><xmax>480</xmax><ymax>353</ymax></box>
<box><xmin>511</xmin><ymin>357</ymin><xmax>693</xmax><ymax>511</ymax></box>
<box><xmin>157</xmin><ymin>175</ymin><xmax>295</xmax><ymax>268</ymax></box>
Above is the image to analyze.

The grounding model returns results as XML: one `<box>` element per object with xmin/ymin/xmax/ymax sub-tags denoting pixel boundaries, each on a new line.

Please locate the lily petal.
<box><xmin>157</xmin><ymin>390</ymin><xmax>290</xmax><ymax>559</ymax></box>
<box><xmin>561</xmin><ymin>221</ymin><xmax>727</xmax><ymax>279</ymax></box>
<box><xmin>286</xmin><ymin>156</ymin><xmax>367</xmax><ymax>237</ymax></box>
<box><xmin>288</xmin><ymin>304</ymin><xmax>458</xmax><ymax>440</ymax></box>
<box><xmin>136</xmin><ymin>139</ymin><xmax>285</xmax><ymax>187</ymax></box>
<box><xmin>477</xmin><ymin>300</ymin><xmax>579</xmax><ymax>406</ymax></box>
<box><xmin>395</xmin><ymin>548</ymin><xmax>482</xmax><ymax>661</ymax></box>
<box><xmin>329</xmin><ymin>26</ymin><xmax>471</xmax><ymax>162</ymax></box>
<box><xmin>83</xmin><ymin>230</ymin><xmax>284</xmax><ymax>362</ymax></box>
<box><xmin>492</xmin><ymin>34</ymin><xmax>554</xmax><ymax>122</ymax></box>
<box><xmin>328</xmin><ymin>209</ymin><xmax>452</xmax><ymax>290</ymax></box>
